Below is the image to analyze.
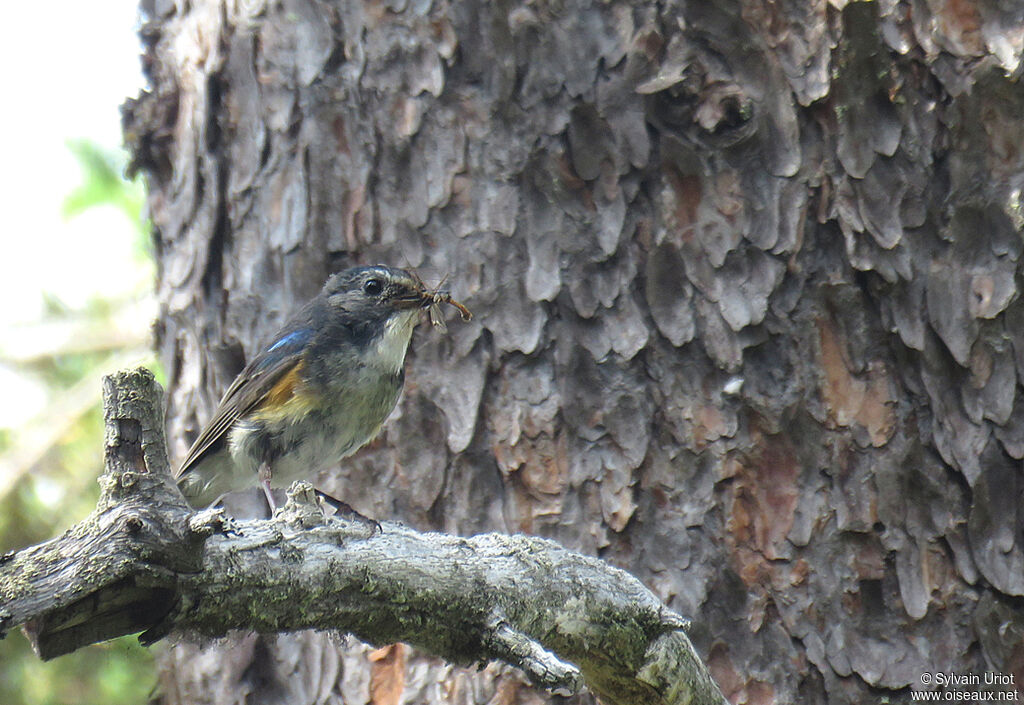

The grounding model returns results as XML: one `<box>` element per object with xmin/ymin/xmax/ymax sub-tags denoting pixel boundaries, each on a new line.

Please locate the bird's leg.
<box><xmin>204</xmin><ymin>493</ymin><xmax>228</xmax><ymax>510</ymax></box>
<box><xmin>258</xmin><ymin>463</ymin><xmax>277</xmax><ymax>512</ymax></box>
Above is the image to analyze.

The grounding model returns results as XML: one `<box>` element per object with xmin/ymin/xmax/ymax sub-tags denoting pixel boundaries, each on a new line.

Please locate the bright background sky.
<box><xmin>0</xmin><ymin>1</ymin><xmax>149</xmax><ymax>428</ymax></box>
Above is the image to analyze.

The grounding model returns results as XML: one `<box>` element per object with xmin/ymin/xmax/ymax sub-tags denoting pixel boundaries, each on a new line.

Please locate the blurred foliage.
<box><xmin>62</xmin><ymin>139</ymin><xmax>145</xmax><ymax>226</ymax></box>
<box><xmin>0</xmin><ymin>140</ymin><xmax>157</xmax><ymax>705</ymax></box>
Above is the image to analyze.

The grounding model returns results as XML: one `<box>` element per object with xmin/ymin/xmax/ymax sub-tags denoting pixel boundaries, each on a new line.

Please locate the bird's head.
<box><xmin>320</xmin><ymin>265</ymin><xmax>437</xmax><ymax>374</ymax></box>
<box><xmin>324</xmin><ymin>265</ymin><xmax>431</xmax><ymax>314</ymax></box>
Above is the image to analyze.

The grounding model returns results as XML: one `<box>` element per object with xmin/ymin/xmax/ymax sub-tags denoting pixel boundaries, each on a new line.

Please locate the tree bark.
<box><xmin>123</xmin><ymin>0</ymin><xmax>1024</xmax><ymax>703</ymax></box>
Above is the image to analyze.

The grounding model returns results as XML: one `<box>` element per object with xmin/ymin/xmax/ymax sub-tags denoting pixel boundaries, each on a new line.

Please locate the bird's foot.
<box><xmin>315</xmin><ymin>489</ymin><xmax>381</xmax><ymax>534</ymax></box>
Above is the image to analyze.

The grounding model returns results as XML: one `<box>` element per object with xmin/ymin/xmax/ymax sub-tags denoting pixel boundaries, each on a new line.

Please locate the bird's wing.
<box><xmin>174</xmin><ymin>327</ymin><xmax>314</xmax><ymax>479</ymax></box>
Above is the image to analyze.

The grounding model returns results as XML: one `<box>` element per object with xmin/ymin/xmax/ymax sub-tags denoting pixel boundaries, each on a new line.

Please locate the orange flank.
<box><xmin>252</xmin><ymin>362</ymin><xmax>319</xmax><ymax>422</ymax></box>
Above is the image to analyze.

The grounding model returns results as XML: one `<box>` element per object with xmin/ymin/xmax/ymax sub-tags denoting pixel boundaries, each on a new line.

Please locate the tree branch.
<box><xmin>0</xmin><ymin>368</ymin><xmax>726</xmax><ymax>705</ymax></box>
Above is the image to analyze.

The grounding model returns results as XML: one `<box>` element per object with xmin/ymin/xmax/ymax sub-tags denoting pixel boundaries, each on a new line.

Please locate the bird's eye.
<box><xmin>363</xmin><ymin>278</ymin><xmax>383</xmax><ymax>296</ymax></box>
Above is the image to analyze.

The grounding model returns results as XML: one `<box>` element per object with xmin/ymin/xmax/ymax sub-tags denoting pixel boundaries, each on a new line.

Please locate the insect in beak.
<box><xmin>412</xmin><ymin>272</ymin><xmax>473</xmax><ymax>331</ymax></box>
<box><xmin>426</xmin><ymin>288</ymin><xmax>473</xmax><ymax>331</ymax></box>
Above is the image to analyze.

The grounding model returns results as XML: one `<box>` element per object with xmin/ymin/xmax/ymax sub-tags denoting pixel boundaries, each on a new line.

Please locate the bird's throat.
<box><xmin>372</xmin><ymin>309</ymin><xmax>419</xmax><ymax>374</ymax></box>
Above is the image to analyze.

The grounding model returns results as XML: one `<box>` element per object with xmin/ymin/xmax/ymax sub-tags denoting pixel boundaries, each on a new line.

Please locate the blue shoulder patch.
<box><xmin>251</xmin><ymin>329</ymin><xmax>314</xmax><ymax>375</ymax></box>
<box><xmin>267</xmin><ymin>329</ymin><xmax>312</xmax><ymax>353</ymax></box>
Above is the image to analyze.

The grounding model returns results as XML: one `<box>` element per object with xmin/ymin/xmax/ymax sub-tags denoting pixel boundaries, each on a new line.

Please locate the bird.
<box><xmin>174</xmin><ymin>264</ymin><xmax>471</xmax><ymax>509</ymax></box>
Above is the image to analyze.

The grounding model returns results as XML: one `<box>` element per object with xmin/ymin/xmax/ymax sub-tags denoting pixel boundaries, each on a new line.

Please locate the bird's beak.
<box><xmin>392</xmin><ymin>290</ymin><xmax>434</xmax><ymax>310</ymax></box>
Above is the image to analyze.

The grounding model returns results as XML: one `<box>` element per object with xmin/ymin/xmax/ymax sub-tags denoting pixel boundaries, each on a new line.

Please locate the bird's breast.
<box><xmin>229</xmin><ymin>365</ymin><xmax>405</xmax><ymax>486</ymax></box>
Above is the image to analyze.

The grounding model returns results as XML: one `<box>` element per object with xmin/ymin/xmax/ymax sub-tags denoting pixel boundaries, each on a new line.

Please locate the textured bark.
<box><xmin>124</xmin><ymin>0</ymin><xmax>1024</xmax><ymax>703</ymax></box>
<box><xmin>0</xmin><ymin>370</ymin><xmax>191</xmax><ymax>659</ymax></box>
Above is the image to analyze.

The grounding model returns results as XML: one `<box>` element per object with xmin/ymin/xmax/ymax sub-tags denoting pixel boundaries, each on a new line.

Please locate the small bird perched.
<box><xmin>174</xmin><ymin>264</ymin><xmax>471</xmax><ymax>509</ymax></box>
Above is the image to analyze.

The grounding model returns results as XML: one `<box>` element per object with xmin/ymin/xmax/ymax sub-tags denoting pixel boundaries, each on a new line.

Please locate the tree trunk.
<box><xmin>125</xmin><ymin>0</ymin><xmax>1024</xmax><ymax>703</ymax></box>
